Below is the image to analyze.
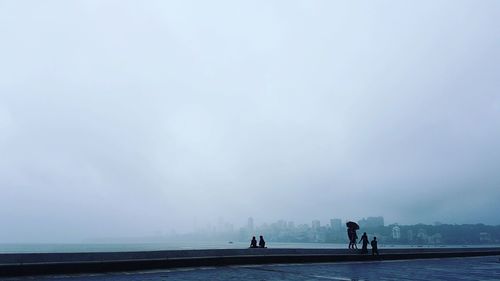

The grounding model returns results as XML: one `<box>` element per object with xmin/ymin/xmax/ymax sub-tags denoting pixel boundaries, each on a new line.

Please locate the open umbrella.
<box><xmin>346</xmin><ymin>221</ymin><xmax>359</xmax><ymax>230</ymax></box>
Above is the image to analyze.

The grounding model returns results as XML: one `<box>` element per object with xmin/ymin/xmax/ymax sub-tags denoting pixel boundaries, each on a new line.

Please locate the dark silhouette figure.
<box><xmin>250</xmin><ymin>236</ymin><xmax>257</xmax><ymax>248</ymax></box>
<box><xmin>371</xmin><ymin>236</ymin><xmax>379</xmax><ymax>255</ymax></box>
<box><xmin>359</xmin><ymin>232</ymin><xmax>369</xmax><ymax>254</ymax></box>
<box><xmin>259</xmin><ymin>235</ymin><xmax>266</xmax><ymax>248</ymax></box>
<box><xmin>347</xmin><ymin>228</ymin><xmax>356</xmax><ymax>249</ymax></box>
<box><xmin>352</xmin><ymin>229</ymin><xmax>358</xmax><ymax>249</ymax></box>
<box><xmin>346</xmin><ymin>221</ymin><xmax>360</xmax><ymax>249</ymax></box>
<box><xmin>347</xmin><ymin>228</ymin><xmax>358</xmax><ymax>249</ymax></box>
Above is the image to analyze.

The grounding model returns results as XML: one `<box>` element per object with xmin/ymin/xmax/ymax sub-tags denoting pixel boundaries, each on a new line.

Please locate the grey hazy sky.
<box><xmin>1</xmin><ymin>1</ymin><xmax>499</xmax><ymax>242</ymax></box>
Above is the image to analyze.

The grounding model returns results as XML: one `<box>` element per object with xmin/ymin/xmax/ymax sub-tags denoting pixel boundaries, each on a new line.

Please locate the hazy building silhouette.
<box><xmin>247</xmin><ymin>217</ymin><xmax>254</xmax><ymax>233</ymax></box>
<box><xmin>392</xmin><ymin>225</ymin><xmax>401</xmax><ymax>240</ymax></box>
<box><xmin>480</xmin><ymin>232</ymin><xmax>492</xmax><ymax>243</ymax></box>
<box><xmin>358</xmin><ymin>216</ymin><xmax>384</xmax><ymax>228</ymax></box>
<box><xmin>312</xmin><ymin>220</ymin><xmax>321</xmax><ymax>230</ymax></box>
<box><xmin>330</xmin><ymin>218</ymin><xmax>342</xmax><ymax>232</ymax></box>
<box><xmin>407</xmin><ymin>229</ymin><xmax>414</xmax><ymax>243</ymax></box>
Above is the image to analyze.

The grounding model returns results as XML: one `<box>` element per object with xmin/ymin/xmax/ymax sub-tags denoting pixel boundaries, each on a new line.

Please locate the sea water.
<box><xmin>0</xmin><ymin>241</ymin><xmax>498</xmax><ymax>253</ymax></box>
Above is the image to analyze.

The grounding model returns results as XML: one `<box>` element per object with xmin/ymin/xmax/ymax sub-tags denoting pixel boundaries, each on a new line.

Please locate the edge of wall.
<box><xmin>1</xmin><ymin>248</ymin><xmax>499</xmax><ymax>277</ymax></box>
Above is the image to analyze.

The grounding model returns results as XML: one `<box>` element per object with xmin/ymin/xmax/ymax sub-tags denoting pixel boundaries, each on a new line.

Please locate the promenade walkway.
<box><xmin>1</xmin><ymin>247</ymin><xmax>499</xmax><ymax>277</ymax></box>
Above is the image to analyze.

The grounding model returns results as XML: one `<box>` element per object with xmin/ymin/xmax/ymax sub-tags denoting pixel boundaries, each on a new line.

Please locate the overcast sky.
<box><xmin>1</xmin><ymin>1</ymin><xmax>499</xmax><ymax>242</ymax></box>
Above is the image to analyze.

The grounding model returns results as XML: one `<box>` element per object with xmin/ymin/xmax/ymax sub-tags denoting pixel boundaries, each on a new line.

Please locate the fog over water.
<box><xmin>1</xmin><ymin>1</ymin><xmax>499</xmax><ymax>242</ymax></box>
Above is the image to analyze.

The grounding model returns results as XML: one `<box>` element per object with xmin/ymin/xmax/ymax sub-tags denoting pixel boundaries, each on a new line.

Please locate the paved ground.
<box><xmin>3</xmin><ymin>255</ymin><xmax>500</xmax><ymax>281</ymax></box>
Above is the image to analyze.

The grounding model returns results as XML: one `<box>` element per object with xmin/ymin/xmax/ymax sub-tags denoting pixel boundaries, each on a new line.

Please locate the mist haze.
<box><xmin>1</xmin><ymin>1</ymin><xmax>499</xmax><ymax>243</ymax></box>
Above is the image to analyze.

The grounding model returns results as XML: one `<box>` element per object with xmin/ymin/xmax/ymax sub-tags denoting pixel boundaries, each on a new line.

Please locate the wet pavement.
<box><xmin>3</xmin><ymin>255</ymin><xmax>499</xmax><ymax>280</ymax></box>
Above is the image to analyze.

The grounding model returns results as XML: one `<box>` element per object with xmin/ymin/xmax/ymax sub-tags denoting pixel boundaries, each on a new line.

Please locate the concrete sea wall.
<box><xmin>1</xmin><ymin>247</ymin><xmax>499</xmax><ymax>277</ymax></box>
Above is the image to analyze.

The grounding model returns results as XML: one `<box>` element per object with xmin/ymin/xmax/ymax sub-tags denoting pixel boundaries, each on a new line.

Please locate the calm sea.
<box><xmin>0</xmin><ymin>242</ymin><xmax>497</xmax><ymax>253</ymax></box>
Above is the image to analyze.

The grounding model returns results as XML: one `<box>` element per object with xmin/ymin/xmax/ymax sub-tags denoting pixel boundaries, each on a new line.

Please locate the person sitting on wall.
<box><xmin>250</xmin><ymin>236</ymin><xmax>258</xmax><ymax>248</ymax></box>
<box><xmin>258</xmin><ymin>235</ymin><xmax>266</xmax><ymax>248</ymax></box>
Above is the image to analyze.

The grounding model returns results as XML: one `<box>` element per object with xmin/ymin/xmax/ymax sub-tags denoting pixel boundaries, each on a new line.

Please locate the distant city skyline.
<box><xmin>191</xmin><ymin>216</ymin><xmax>499</xmax><ymax>235</ymax></box>
<box><xmin>137</xmin><ymin>216</ymin><xmax>499</xmax><ymax>246</ymax></box>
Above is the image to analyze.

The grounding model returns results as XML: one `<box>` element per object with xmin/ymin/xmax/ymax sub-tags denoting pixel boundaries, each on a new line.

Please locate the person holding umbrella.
<box><xmin>346</xmin><ymin>221</ymin><xmax>359</xmax><ymax>249</ymax></box>
<box><xmin>347</xmin><ymin>228</ymin><xmax>353</xmax><ymax>249</ymax></box>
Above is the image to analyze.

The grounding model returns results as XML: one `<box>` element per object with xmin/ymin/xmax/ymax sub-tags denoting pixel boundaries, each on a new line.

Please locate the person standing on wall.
<box><xmin>359</xmin><ymin>232</ymin><xmax>369</xmax><ymax>254</ymax></box>
<box><xmin>371</xmin><ymin>237</ymin><xmax>379</xmax><ymax>255</ymax></box>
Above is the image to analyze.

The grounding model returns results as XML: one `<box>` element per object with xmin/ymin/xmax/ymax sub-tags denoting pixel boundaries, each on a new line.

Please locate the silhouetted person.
<box><xmin>352</xmin><ymin>229</ymin><xmax>358</xmax><ymax>249</ymax></box>
<box><xmin>371</xmin><ymin>236</ymin><xmax>379</xmax><ymax>255</ymax></box>
<box><xmin>347</xmin><ymin>228</ymin><xmax>354</xmax><ymax>249</ymax></box>
<box><xmin>250</xmin><ymin>236</ymin><xmax>257</xmax><ymax>248</ymax></box>
<box><xmin>259</xmin><ymin>235</ymin><xmax>266</xmax><ymax>248</ymax></box>
<box><xmin>347</xmin><ymin>228</ymin><xmax>358</xmax><ymax>249</ymax></box>
<box><xmin>359</xmin><ymin>232</ymin><xmax>369</xmax><ymax>254</ymax></box>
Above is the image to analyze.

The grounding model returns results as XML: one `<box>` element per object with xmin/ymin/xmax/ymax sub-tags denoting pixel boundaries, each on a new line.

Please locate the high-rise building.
<box><xmin>247</xmin><ymin>217</ymin><xmax>254</xmax><ymax>233</ymax></box>
<box><xmin>479</xmin><ymin>232</ymin><xmax>491</xmax><ymax>242</ymax></box>
<box><xmin>358</xmin><ymin>216</ymin><xmax>384</xmax><ymax>228</ymax></box>
<box><xmin>330</xmin><ymin>218</ymin><xmax>342</xmax><ymax>232</ymax></box>
<box><xmin>407</xmin><ymin>229</ymin><xmax>414</xmax><ymax>242</ymax></box>
<box><xmin>392</xmin><ymin>225</ymin><xmax>401</xmax><ymax>240</ymax></box>
<box><xmin>312</xmin><ymin>220</ymin><xmax>321</xmax><ymax>230</ymax></box>
<box><xmin>276</xmin><ymin>220</ymin><xmax>287</xmax><ymax>230</ymax></box>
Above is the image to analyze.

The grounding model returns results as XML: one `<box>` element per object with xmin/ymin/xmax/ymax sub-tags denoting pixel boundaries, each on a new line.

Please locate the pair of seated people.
<box><xmin>250</xmin><ymin>235</ymin><xmax>266</xmax><ymax>248</ymax></box>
